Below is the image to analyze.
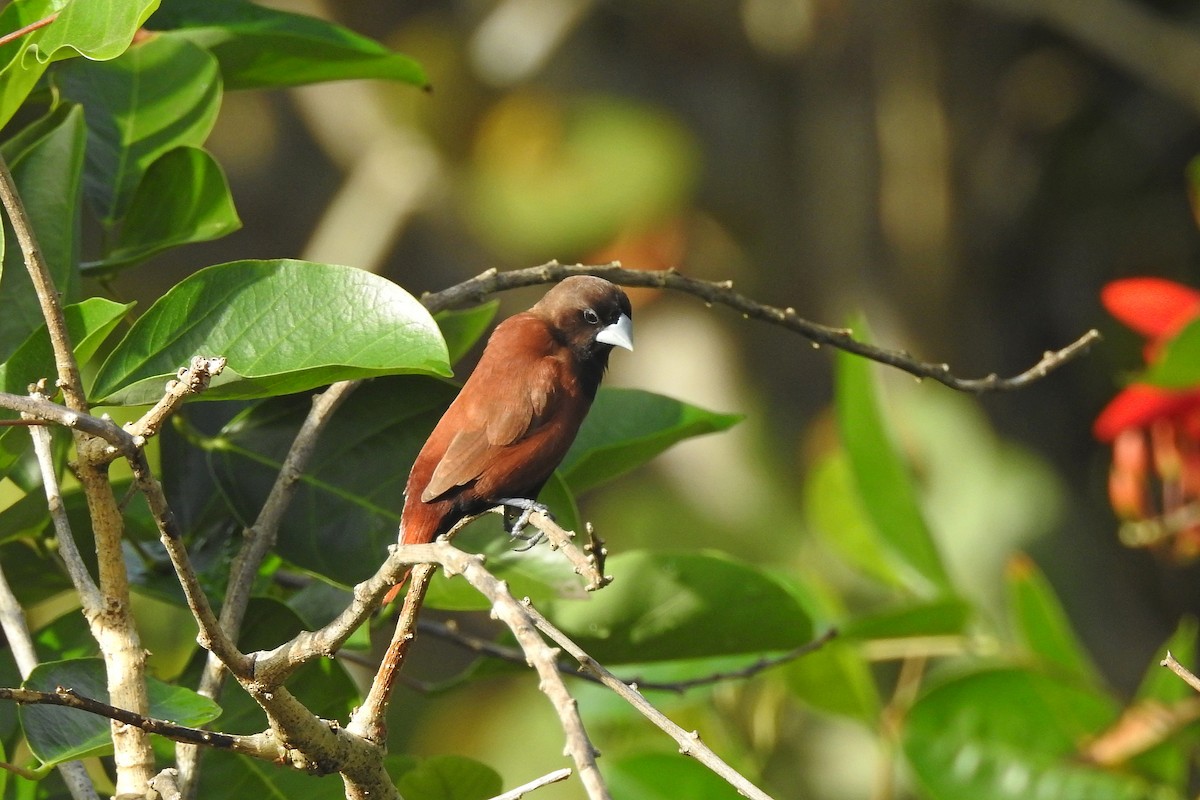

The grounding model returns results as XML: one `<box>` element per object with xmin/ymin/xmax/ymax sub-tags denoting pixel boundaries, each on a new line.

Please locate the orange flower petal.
<box><xmin>1101</xmin><ymin>278</ymin><xmax>1200</xmax><ymax>339</ymax></box>
<box><xmin>1093</xmin><ymin>384</ymin><xmax>1200</xmax><ymax>441</ymax></box>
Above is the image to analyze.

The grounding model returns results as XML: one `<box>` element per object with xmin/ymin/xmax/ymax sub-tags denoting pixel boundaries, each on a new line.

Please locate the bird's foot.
<box><xmin>499</xmin><ymin>498</ymin><xmax>552</xmax><ymax>550</ymax></box>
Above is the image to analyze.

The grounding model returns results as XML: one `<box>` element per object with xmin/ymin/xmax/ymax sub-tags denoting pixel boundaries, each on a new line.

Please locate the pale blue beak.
<box><xmin>597</xmin><ymin>313</ymin><xmax>633</xmax><ymax>351</ymax></box>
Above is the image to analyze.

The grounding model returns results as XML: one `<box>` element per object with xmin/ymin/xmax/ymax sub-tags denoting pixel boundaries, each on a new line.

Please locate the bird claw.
<box><xmin>499</xmin><ymin>498</ymin><xmax>552</xmax><ymax>550</ymax></box>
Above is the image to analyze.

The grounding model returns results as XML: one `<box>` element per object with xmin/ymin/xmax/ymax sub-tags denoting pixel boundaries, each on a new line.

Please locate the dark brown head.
<box><xmin>531</xmin><ymin>276</ymin><xmax>633</xmax><ymax>392</ymax></box>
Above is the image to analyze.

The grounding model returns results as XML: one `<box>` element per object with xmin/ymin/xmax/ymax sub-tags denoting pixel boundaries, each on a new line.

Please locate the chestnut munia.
<box><xmin>386</xmin><ymin>276</ymin><xmax>633</xmax><ymax>602</ymax></box>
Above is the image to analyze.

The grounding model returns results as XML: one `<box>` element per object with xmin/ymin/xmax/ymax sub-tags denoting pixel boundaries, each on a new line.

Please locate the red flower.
<box><xmin>1095</xmin><ymin>278</ymin><xmax>1200</xmax><ymax>558</ymax></box>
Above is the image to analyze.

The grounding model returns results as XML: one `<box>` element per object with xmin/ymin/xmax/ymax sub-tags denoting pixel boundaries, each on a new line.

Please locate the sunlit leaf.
<box><xmin>1006</xmin><ymin>554</ymin><xmax>1101</xmax><ymax>686</ymax></box>
<box><xmin>21</xmin><ymin>658</ymin><xmax>220</xmax><ymax>767</ymax></box>
<box><xmin>55</xmin><ymin>33</ymin><xmax>221</xmax><ymax>224</ymax></box>
<box><xmin>89</xmin><ymin>146</ymin><xmax>241</xmax><ymax>273</ymax></box>
<box><xmin>561</xmin><ymin>388</ymin><xmax>742</xmax><ymax>494</ymax></box>
<box><xmin>608</xmin><ymin>753</ymin><xmax>744</xmax><ymax>800</ymax></box>
<box><xmin>148</xmin><ymin>0</ymin><xmax>428</xmax><ymax>90</ymax></box>
<box><xmin>91</xmin><ymin>259</ymin><xmax>450</xmax><ymax>405</ymax></box>
<box><xmin>434</xmin><ymin>301</ymin><xmax>499</xmax><ymax>365</ymax></box>
<box><xmin>395</xmin><ymin>754</ymin><xmax>502</xmax><ymax>800</ymax></box>
<box><xmin>0</xmin><ymin>0</ymin><xmax>160</xmax><ymax>130</ymax></box>
<box><xmin>0</xmin><ymin>103</ymin><xmax>86</xmax><ymax>362</ymax></box>
<box><xmin>902</xmin><ymin>667</ymin><xmax>1177</xmax><ymax>800</ymax></box>
<box><xmin>546</xmin><ymin>550</ymin><xmax>813</xmax><ymax>664</ymax></box>
<box><xmin>835</xmin><ymin>320</ymin><xmax>950</xmax><ymax>594</ymax></box>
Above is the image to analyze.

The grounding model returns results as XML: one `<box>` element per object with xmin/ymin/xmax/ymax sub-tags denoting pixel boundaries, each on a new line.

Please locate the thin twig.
<box><xmin>348</xmin><ymin>563</ymin><xmax>437</xmax><ymax>743</ymax></box>
<box><xmin>25</xmin><ymin>393</ymin><xmax>102</xmax><ymax>613</ymax></box>
<box><xmin>0</xmin><ymin>147</ymin><xmax>156</xmax><ymax>796</ymax></box>
<box><xmin>0</xmin><ymin>527</ymin><xmax>98</xmax><ymax>800</ymax></box>
<box><xmin>521</xmin><ymin>602</ymin><xmax>776</xmax><ymax>800</ymax></box>
<box><xmin>421</xmin><ymin>261</ymin><xmax>1099</xmax><ymax>393</ymax></box>
<box><xmin>489</xmin><ymin>768</ymin><xmax>573</xmax><ymax>799</ymax></box>
<box><xmin>1162</xmin><ymin>651</ymin><xmax>1200</xmax><ymax>694</ymax></box>
<box><xmin>0</xmin><ymin>686</ymin><xmax>287</xmax><ymax>759</ymax></box>
<box><xmin>0</xmin><ymin>12</ymin><xmax>59</xmax><ymax>49</ymax></box>
<box><xmin>420</xmin><ymin>619</ymin><xmax>838</xmax><ymax>692</ymax></box>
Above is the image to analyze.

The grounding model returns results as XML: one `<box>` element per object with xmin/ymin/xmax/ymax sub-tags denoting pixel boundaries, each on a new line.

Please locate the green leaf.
<box><xmin>148</xmin><ymin>0</ymin><xmax>428</xmax><ymax>90</ymax></box>
<box><xmin>55</xmin><ymin>33</ymin><xmax>221</xmax><ymax>224</ymax></box>
<box><xmin>840</xmin><ymin>597</ymin><xmax>972</xmax><ymax>641</ymax></box>
<box><xmin>435</xmin><ymin>301</ymin><xmax>499</xmax><ymax>365</ymax></box>
<box><xmin>21</xmin><ymin>657</ymin><xmax>220</xmax><ymax>767</ymax></box>
<box><xmin>88</xmin><ymin>146</ymin><xmax>241</xmax><ymax>273</ymax></box>
<box><xmin>608</xmin><ymin>753</ymin><xmax>744</xmax><ymax>800</ymax></box>
<box><xmin>0</xmin><ymin>0</ymin><xmax>160</xmax><ymax>131</ymax></box>
<box><xmin>1127</xmin><ymin>618</ymin><xmax>1200</xmax><ymax>789</ymax></box>
<box><xmin>92</xmin><ymin>259</ymin><xmax>450</xmax><ymax>405</ymax></box>
<box><xmin>835</xmin><ymin>320</ymin><xmax>950</xmax><ymax>594</ymax></box>
<box><xmin>546</xmin><ymin>550</ymin><xmax>813</xmax><ymax>664</ymax></box>
<box><xmin>1140</xmin><ymin>316</ymin><xmax>1200</xmax><ymax>388</ymax></box>
<box><xmin>804</xmin><ymin>449</ymin><xmax>903</xmax><ymax>587</ymax></box>
<box><xmin>208</xmin><ymin>377</ymin><xmax>582</xmax><ymax>601</ymax></box>
<box><xmin>395</xmin><ymin>755</ymin><xmax>502</xmax><ymax>800</ymax></box>
<box><xmin>0</xmin><ymin>102</ymin><xmax>86</xmax><ymax>362</ymax></box>
<box><xmin>560</xmin><ymin>388</ymin><xmax>742</xmax><ymax>493</ymax></box>
<box><xmin>1136</xmin><ymin>617</ymin><xmax>1198</xmax><ymax>704</ymax></box>
<box><xmin>28</xmin><ymin>0</ymin><xmax>160</xmax><ymax>63</ymax></box>
<box><xmin>0</xmin><ymin>298</ymin><xmax>130</xmax><ymax>478</ymax></box>
<box><xmin>422</xmin><ymin>472</ymin><xmax>584</xmax><ymax>611</ymax></box>
<box><xmin>0</xmin><ymin>298</ymin><xmax>130</xmax><ymax>401</ymax></box>
<box><xmin>1005</xmin><ymin>554</ymin><xmax>1101</xmax><ymax>685</ymax></box>
<box><xmin>902</xmin><ymin>667</ymin><xmax>1177</xmax><ymax>800</ymax></box>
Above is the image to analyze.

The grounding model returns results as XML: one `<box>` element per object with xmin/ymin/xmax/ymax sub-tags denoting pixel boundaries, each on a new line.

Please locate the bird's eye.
<box><xmin>583</xmin><ymin>308</ymin><xmax>600</xmax><ymax>325</ymax></box>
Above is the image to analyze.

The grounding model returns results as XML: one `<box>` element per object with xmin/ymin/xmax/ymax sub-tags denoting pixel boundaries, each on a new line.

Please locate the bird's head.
<box><xmin>533</xmin><ymin>276</ymin><xmax>634</xmax><ymax>363</ymax></box>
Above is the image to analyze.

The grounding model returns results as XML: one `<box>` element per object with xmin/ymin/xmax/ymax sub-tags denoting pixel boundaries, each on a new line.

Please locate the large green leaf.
<box><xmin>55</xmin><ymin>33</ymin><xmax>221</xmax><ymax>225</ymax></box>
<box><xmin>207</xmin><ymin>377</ymin><xmax>583</xmax><ymax>601</ymax></box>
<box><xmin>0</xmin><ymin>103</ymin><xmax>86</xmax><ymax>362</ymax></box>
<box><xmin>839</xmin><ymin>596</ymin><xmax>971</xmax><ymax>641</ymax></box>
<box><xmin>88</xmin><ymin>146</ymin><xmax>241</xmax><ymax>273</ymax></box>
<box><xmin>560</xmin><ymin>388</ymin><xmax>742</xmax><ymax>493</ymax></box>
<box><xmin>607</xmin><ymin>753</ymin><xmax>744</xmax><ymax>800</ymax></box>
<box><xmin>20</xmin><ymin>657</ymin><xmax>220</xmax><ymax>767</ymax></box>
<box><xmin>207</xmin><ymin>376</ymin><xmax>452</xmax><ymax>586</ymax></box>
<box><xmin>1006</xmin><ymin>554</ymin><xmax>1101</xmax><ymax>686</ymax></box>
<box><xmin>0</xmin><ymin>0</ymin><xmax>160</xmax><ymax>131</ymax></box>
<box><xmin>835</xmin><ymin>322</ymin><xmax>950</xmax><ymax>594</ymax></box>
<box><xmin>804</xmin><ymin>449</ymin><xmax>904</xmax><ymax>587</ymax></box>
<box><xmin>434</xmin><ymin>301</ymin><xmax>499</xmax><ymax>365</ymax></box>
<box><xmin>91</xmin><ymin>259</ymin><xmax>451</xmax><ymax>405</ymax></box>
<box><xmin>394</xmin><ymin>755</ymin><xmax>503</xmax><ymax>800</ymax></box>
<box><xmin>0</xmin><ymin>298</ymin><xmax>129</xmax><ymax>479</ymax></box>
<box><xmin>545</xmin><ymin>550</ymin><xmax>813</xmax><ymax>664</ymax></box>
<box><xmin>903</xmin><ymin>667</ymin><xmax>1177</xmax><ymax>800</ymax></box>
<box><xmin>148</xmin><ymin>0</ymin><xmax>428</xmax><ymax>90</ymax></box>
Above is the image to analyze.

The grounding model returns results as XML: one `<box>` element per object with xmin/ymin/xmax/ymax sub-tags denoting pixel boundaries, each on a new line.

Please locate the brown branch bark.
<box><xmin>422</xmin><ymin>261</ymin><xmax>1099</xmax><ymax>392</ymax></box>
<box><xmin>0</xmin><ymin>151</ymin><xmax>156</xmax><ymax>796</ymax></box>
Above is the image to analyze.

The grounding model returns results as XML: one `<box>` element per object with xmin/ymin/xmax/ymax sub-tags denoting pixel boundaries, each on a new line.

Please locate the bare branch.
<box><xmin>421</xmin><ymin>619</ymin><xmax>837</xmax><ymax>693</ymax></box>
<box><xmin>521</xmin><ymin>602</ymin><xmax>777</xmax><ymax>800</ymax></box>
<box><xmin>25</xmin><ymin>394</ymin><xmax>103</xmax><ymax>613</ymax></box>
<box><xmin>0</xmin><ymin>511</ymin><xmax>97</xmax><ymax>800</ymax></box>
<box><xmin>348</xmin><ymin>564</ymin><xmax>437</xmax><ymax>743</ymax></box>
<box><xmin>421</xmin><ymin>261</ymin><xmax>1099</xmax><ymax>393</ymax></box>
<box><xmin>489</xmin><ymin>768</ymin><xmax>573</xmax><ymax>799</ymax></box>
<box><xmin>123</xmin><ymin>355</ymin><xmax>228</xmax><ymax>443</ymax></box>
<box><xmin>0</xmin><ymin>12</ymin><xmax>58</xmax><ymax>49</ymax></box>
<box><xmin>1162</xmin><ymin>650</ymin><xmax>1200</xmax><ymax>694</ymax></box>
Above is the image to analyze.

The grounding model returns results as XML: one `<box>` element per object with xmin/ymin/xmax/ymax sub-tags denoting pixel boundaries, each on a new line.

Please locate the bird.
<box><xmin>385</xmin><ymin>276</ymin><xmax>633</xmax><ymax>604</ymax></box>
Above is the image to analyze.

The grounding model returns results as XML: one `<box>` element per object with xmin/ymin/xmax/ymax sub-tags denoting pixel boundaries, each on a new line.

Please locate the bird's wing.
<box><xmin>421</xmin><ymin>319</ymin><xmax>559</xmax><ymax>502</ymax></box>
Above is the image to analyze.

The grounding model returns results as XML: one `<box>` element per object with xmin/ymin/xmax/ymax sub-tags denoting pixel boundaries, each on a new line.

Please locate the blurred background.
<box><xmin>118</xmin><ymin>0</ymin><xmax>1200</xmax><ymax>796</ymax></box>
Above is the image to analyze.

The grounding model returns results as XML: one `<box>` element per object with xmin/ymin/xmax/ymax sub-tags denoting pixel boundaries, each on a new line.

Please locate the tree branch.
<box><xmin>421</xmin><ymin>261</ymin><xmax>1099</xmax><ymax>392</ymax></box>
<box><xmin>522</xmin><ymin>602</ymin><xmax>777</xmax><ymax>800</ymax></box>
